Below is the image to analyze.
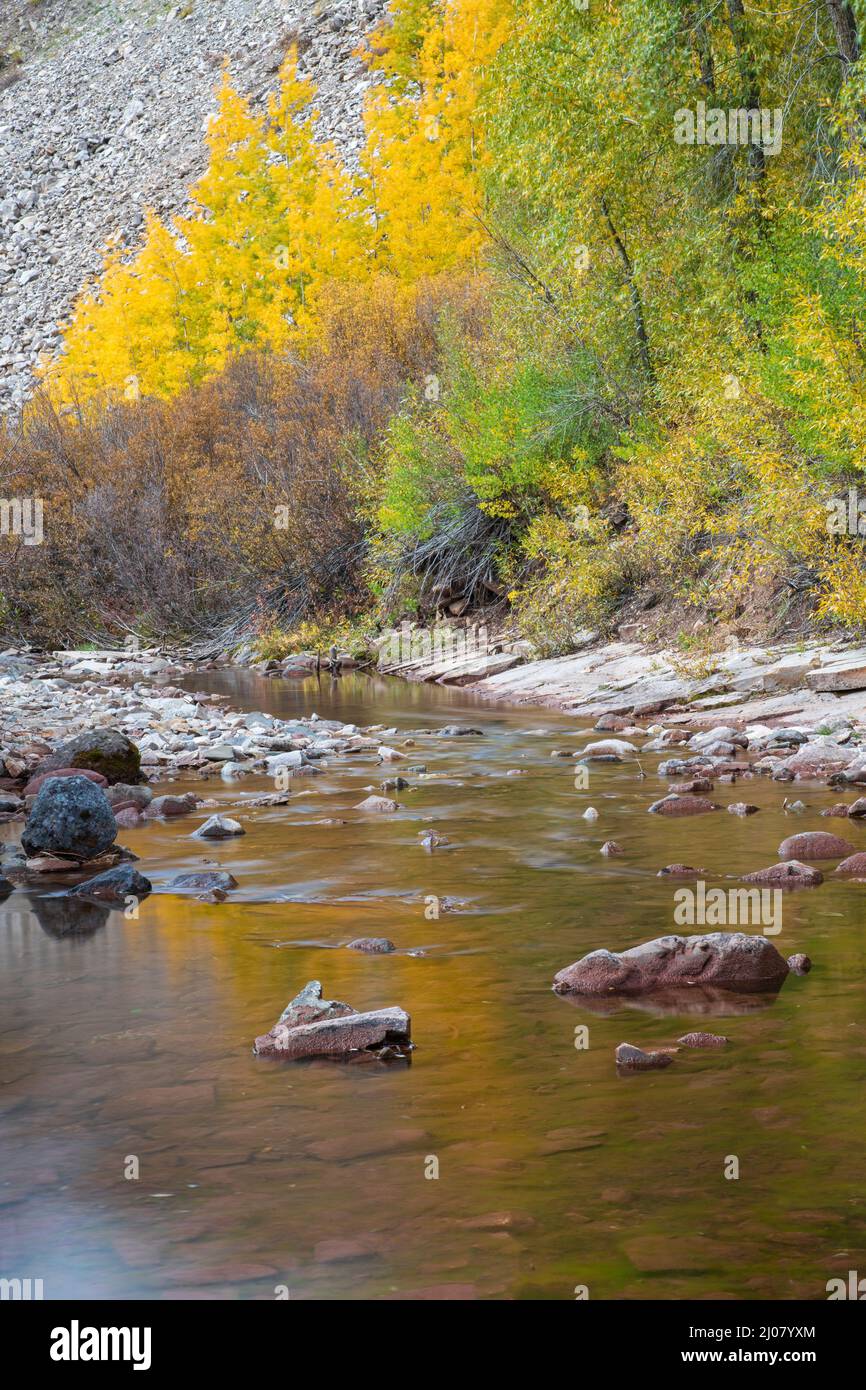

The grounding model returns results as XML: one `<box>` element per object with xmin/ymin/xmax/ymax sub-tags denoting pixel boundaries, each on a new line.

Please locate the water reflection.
<box><xmin>0</xmin><ymin>669</ymin><xmax>864</xmax><ymax>1300</ymax></box>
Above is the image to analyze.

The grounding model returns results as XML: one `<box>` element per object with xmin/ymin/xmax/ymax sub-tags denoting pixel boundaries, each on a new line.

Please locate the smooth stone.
<box><xmin>615</xmin><ymin>1042</ymin><xmax>675</xmax><ymax>1071</ymax></box>
<box><xmin>648</xmin><ymin>794</ymin><xmax>718</xmax><ymax>816</ymax></box>
<box><xmin>741</xmin><ymin>860</ymin><xmax>823</xmax><ymax>886</ymax></box>
<box><xmin>778</xmin><ymin>831</ymin><xmax>854</xmax><ymax>860</ymax></box>
<box><xmin>554</xmin><ymin>932</ymin><xmax>791</xmax><ymax>997</ymax></box>
<box><xmin>191</xmin><ymin>814</ymin><xmax>244</xmax><ymax>839</ymax></box>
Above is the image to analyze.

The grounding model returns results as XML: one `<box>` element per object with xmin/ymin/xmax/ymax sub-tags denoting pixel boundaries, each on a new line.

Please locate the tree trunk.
<box><xmin>600</xmin><ymin>197</ymin><xmax>655</xmax><ymax>389</ymax></box>
<box><xmin>825</xmin><ymin>0</ymin><xmax>860</xmax><ymax>70</ymax></box>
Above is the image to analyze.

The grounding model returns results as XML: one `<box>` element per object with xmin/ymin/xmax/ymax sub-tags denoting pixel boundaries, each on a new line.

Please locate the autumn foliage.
<box><xmin>6</xmin><ymin>0</ymin><xmax>866</xmax><ymax>649</ymax></box>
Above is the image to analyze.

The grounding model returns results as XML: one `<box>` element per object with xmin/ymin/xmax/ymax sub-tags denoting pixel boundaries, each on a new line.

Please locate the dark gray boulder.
<box><xmin>21</xmin><ymin>775</ymin><xmax>117</xmax><ymax>861</ymax></box>
<box><xmin>35</xmin><ymin>728</ymin><xmax>141</xmax><ymax>785</ymax></box>
<box><xmin>69</xmin><ymin>864</ymin><xmax>152</xmax><ymax>903</ymax></box>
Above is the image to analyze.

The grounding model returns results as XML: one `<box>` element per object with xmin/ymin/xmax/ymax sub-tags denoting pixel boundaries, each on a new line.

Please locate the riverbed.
<box><xmin>1</xmin><ymin>669</ymin><xmax>864</xmax><ymax>1299</ymax></box>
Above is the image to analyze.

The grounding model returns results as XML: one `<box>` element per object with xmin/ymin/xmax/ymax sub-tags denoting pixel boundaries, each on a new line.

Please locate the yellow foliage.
<box><xmin>360</xmin><ymin>0</ymin><xmax>512</xmax><ymax>279</ymax></box>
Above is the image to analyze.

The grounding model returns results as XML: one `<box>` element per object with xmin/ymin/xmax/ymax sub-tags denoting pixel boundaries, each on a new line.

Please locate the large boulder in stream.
<box><xmin>34</xmin><ymin>728</ymin><xmax>141</xmax><ymax>785</ymax></box>
<box><xmin>21</xmin><ymin>775</ymin><xmax>117</xmax><ymax>862</ymax></box>
<box><xmin>778</xmin><ymin>830</ymin><xmax>854</xmax><ymax>860</ymax></box>
<box><xmin>553</xmin><ymin>932</ymin><xmax>791</xmax><ymax>997</ymax></box>
<box><xmin>253</xmin><ymin>980</ymin><xmax>412</xmax><ymax>1061</ymax></box>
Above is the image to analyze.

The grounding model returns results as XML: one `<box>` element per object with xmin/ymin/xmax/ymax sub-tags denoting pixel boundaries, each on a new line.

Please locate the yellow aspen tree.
<box><xmin>360</xmin><ymin>0</ymin><xmax>513</xmax><ymax>280</ymax></box>
<box><xmin>43</xmin><ymin>212</ymin><xmax>194</xmax><ymax>406</ymax></box>
<box><xmin>261</xmin><ymin>50</ymin><xmax>366</xmax><ymax>345</ymax></box>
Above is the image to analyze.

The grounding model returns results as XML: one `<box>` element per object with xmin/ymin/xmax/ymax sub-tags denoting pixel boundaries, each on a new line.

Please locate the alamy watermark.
<box><xmin>380</xmin><ymin>622</ymin><xmax>490</xmax><ymax>668</ymax></box>
<box><xmin>674</xmin><ymin>101</ymin><xmax>783</xmax><ymax>157</ymax></box>
<box><xmin>826</xmin><ymin>487</ymin><xmax>866</xmax><ymax>536</ymax></box>
<box><xmin>0</xmin><ymin>497</ymin><xmax>44</xmax><ymax>545</ymax></box>
<box><xmin>673</xmin><ymin>880</ymin><xmax>782</xmax><ymax>935</ymax></box>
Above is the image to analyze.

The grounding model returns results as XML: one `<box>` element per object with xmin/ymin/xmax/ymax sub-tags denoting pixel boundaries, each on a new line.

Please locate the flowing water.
<box><xmin>2</xmin><ymin>670</ymin><xmax>865</xmax><ymax>1300</ymax></box>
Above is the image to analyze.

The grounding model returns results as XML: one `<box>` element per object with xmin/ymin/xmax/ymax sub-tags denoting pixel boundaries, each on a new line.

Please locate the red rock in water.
<box><xmin>778</xmin><ymin>831</ymin><xmax>854</xmax><ymax>860</ymax></box>
<box><xmin>669</xmin><ymin>779</ymin><xmax>714</xmax><ymax>794</ymax></box>
<box><xmin>114</xmin><ymin>807</ymin><xmax>141</xmax><ymax>829</ymax></box>
<box><xmin>834</xmin><ymin>852</ymin><xmax>866</xmax><ymax>874</ymax></box>
<box><xmin>144</xmin><ymin>793</ymin><xmax>200</xmax><ymax>818</ymax></box>
<box><xmin>741</xmin><ymin>860</ymin><xmax>823</xmax><ymax>886</ymax></box>
<box><xmin>786</xmin><ymin>953</ymin><xmax>812</xmax><ymax>974</ymax></box>
<box><xmin>594</xmin><ymin>714</ymin><xmax>629</xmax><ymax>732</ymax></box>
<box><xmin>847</xmin><ymin>798</ymin><xmax>866</xmax><ymax>818</ymax></box>
<box><xmin>553</xmin><ymin>932</ymin><xmax>790</xmax><ymax>997</ymax></box>
<box><xmin>24</xmin><ymin>767</ymin><xmax>108</xmax><ymax>797</ymax></box>
<box><xmin>821</xmin><ymin>804</ymin><xmax>851</xmax><ymax>818</ymax></box>
<box><xmin>649</xmin><ymin>794</ymin><xmax>718</xmax><ymax>816</ymax></box>
<box><xmin>677</xmin><ymin>1031</ymin><xmax>729</xmax><ymax>1048</ymax></box>
<box><xmin>615</xmin><ymin>1042</ymin><xmax>675</xmax><ymax>1071</ymax></box>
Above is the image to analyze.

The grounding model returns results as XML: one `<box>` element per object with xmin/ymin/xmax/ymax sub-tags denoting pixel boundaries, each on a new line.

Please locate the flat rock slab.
<box><xmin>553</xmin><ymin>932</ymin><xmax>791</xmax><ymax>997</ymax></box>
<box><xmin>254</xmin><ymin>1006</ymin><xmax>412</xmax><ymax>1061</ymax></box>
<box><xmin>805</xmin><ymin>661</ymin><xmax>866</xmax><ymax>692</ymax></box>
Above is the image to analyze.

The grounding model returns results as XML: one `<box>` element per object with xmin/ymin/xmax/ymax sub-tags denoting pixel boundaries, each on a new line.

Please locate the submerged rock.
<box><xmin>741</xmin><ymin>860</ymin><xmax>823</xmax><ymax>887</ymax></box>
<box><xmin>253</xmin><ymin>980</ymin><xmax>412</xmax><ymax>1061</ymax></box>
<box><xmin>786</xmin><ymin>953</ymin><xmax>812</xmax><ymax>974</ymax></box>
<box><xmin>600</xmin><ymin>840</ymin><xmax>623</xmax><ymax>856</ymax></box>
<box><xmin>69</xmin><ymin>863</ymin><xmax>152</xmax><ymax>904</ymax></box>
<box><xmin>834</xmin><ymin>852</ymin><xmax>866</xmax><ymax>874</ymax></box>
<box><xmin>191</xmin><ymin>814</ymin><xmax>244</xmax><ymax>839</ymax></box>
<box><xmin>169</xmin><ymin>870</ymin><xmax>238</xmax><ymax>894</ymax></box>
<box><xmin>144</xmin><ymin>793</ymin><xmax>200</xmax><ymax>819</ymax></box>
<box><xmin>789</xmin><ymin>956</ymin><xmax>817</xmax><ymax>978</ymax></box>
<box><xmin>677</xmin><ymin>1031</ymin><xmax>729</xmax><ymax>1048</ymax></box>
<box><xmin>657</xmin><ymin>864</ymin><xmax>706</xmax><ymax>878</ymax></box>
<box><xmin>778</xmin><ymin>831</ymin><xmax>854</xmax><ymax>860</ymax></box>
<box><xmin>346</xmin><ymin>937</ymin><xmax>396</xmax><ymax>953</ymax></box>
<box><xmin>728</xmin><ymin>803</ymin><xmax>759</xmax><ymax>816</ymax></box>
<box><xmin>553</xmin><ymin>932</ymin><xmax>791</xmax><ymax>997</ymax></box>
<box><xmin>354</xmin><ymin>795</ymin><xmax>399</xmax><ymax>812</ymax></box>
<box><xmin>21</xmin><ymin>775</ymin><xmax>116</xmax><ymax>861</ymax></box>
<box><xmin>615</xmin><ymin>1042</ymin><xmax>675</xmax><ymax>1071</ymax></box>
<box><xmin>648</xmin><ymin>794</ymin><xmax>718</xmax><ymax>816</ymax></box>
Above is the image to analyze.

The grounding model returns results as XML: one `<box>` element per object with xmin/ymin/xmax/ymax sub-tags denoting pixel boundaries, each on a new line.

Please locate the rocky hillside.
<box><xmin>0</xmin><ymin>0</ymin><xmax>386</xmax><ymax>416</ymax></box>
